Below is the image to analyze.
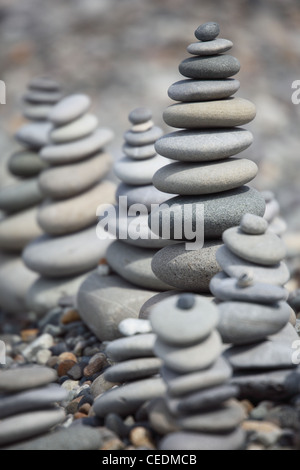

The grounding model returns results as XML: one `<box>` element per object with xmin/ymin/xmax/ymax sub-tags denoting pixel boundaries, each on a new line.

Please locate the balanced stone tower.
<box><xmin>210</xmin><ymin>213</ymin><xmax>300</xmax><ymax>401</ymax></box>
<box><xmin>23</xmin><ymin>94</ymin><xmax>116</xmax><ymax>315</ymax></box>
<box><xmin>148</xmin><ymin>293</ymin><xmax>246</xmax><ymax>450</ymax></box>
<box><xmin>149</xmin><ymin>22</ymin><xmax>265</xmax><ymax>292</ymax></box>
<box><xmin>0</xmin><ymin>77</ymin><xmax>62</xmax><ymax>314</ymax></box>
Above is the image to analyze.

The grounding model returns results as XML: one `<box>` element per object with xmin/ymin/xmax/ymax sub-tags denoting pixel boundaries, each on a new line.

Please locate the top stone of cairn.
<box><xmin>194</xmin><ymin>22</ymin><xmax>220</xmax><ymax>41</ymax></box>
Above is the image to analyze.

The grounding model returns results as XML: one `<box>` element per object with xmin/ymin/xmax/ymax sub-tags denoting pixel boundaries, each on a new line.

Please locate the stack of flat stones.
<box><xmin>0</xmin><ymin>365</ymin><xmax>67</xmax><ymax>449</ymax></box>
<box><xmin>0</xmin><ymin>77</ymin><xmax>62</xmax><ymax>314</ymax></box>
<box><xmin>149</xmin><ymin>22</ymin><xmax>265</xmax><ymax>293</ymax></box>
<box><xmin>262</xmin><ymin>190</ymin><xmax>287</xmax><ymax>236</ymax></box>
<box><xmin>22</xmin><ymin>94</ymin><xmax>116</xmax><ymax>315</ymax></box>
<box><xmin>148</xmin><ymin>293</ymin><xmax>246</xmax><ymax>450</ymax></box>
<box><xmin>210</xmin><ymin>213</ymin><xmax>300</xmax><ymax>401</ymax></box>
<box><xmin>93</xmin><ymin>318</ymin><xmax>166</xmax><ymax>419</ymax></box>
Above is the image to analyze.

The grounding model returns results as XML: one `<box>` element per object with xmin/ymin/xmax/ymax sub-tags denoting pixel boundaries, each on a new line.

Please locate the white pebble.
<box><xmin>118</xmin><ymin>318</ymin><xmax>152</xmax><ymax>336</ymax></box>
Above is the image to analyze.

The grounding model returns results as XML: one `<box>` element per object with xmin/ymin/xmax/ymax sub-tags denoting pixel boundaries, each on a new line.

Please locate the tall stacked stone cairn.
<box><xmin>76</xmin><ymin>109</ymin><xmax>175</xmax><ymax>343</ymax></box>
<box><xmin>23</xmin><ymin>94</ymin><xmax>116</xmax><ymax>316</ymax></box>
<box><xmin>210</xmin><ymin>213</ymin><xmax>300</xmax><ymax>401</ymax></box>
<box><xmin>149</xmin><ymin>22</ymin><xmax>265</xmax><ymax>293</ymax></box>
<box><xmin>148</xmin><ymin>293</ymin><xmax>246</xmax><ymax>451</ymax></box>
<box><xmin>0</xmin><ymin>77</ymin><xmax>62</xmax><ymax>314</ymax></box>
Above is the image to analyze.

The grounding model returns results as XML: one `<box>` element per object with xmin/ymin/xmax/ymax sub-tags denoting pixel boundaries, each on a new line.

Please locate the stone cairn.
<box><xmin>210</xmin><ymin>213</ymin><xmax>300</xmax><ymax>401</ymax></box>
<box><xmin>23</xmin><ymin>94</ymin><xmax>116</xmax><ymax>316</ymax></box>
<box><xmin>149</xmin><ymin>22</ymin><xmax>265</xmax><ymax>293</ymax></box>
<box><xmin>0</xmin><ymin>77</ymin><xmax>62</xmax><ymax>314</ymax></box>
<box><xmin>148</xmin><ymin>293</ymin><xmax>246</xmax><ymax>450</ymax></box>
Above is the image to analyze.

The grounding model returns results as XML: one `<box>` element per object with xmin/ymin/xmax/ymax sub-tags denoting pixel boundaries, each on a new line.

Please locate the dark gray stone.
<box><xmin>194</xmin><ymin>22</ymin><xmax>220</xmax><ymax>41</ymax></box>
<box><xmin>179</xmin><ymin>55</ymin><xmax>240</xmax><ymax>79</ymax></box>
<box><xmin>104</xmin><ymin>357</ymin><xmax>162</xmax><ymax>382</ymax></box>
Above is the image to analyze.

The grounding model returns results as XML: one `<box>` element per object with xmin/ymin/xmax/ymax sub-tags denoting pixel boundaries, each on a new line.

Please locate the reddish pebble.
<box><xmin>57</xmin><ymin>360</ymin><xmax>77</xmax><ymax>377</ymax></box>
<box><xmin>58</xmin><ymin>352</ymin><xmax>77</xmax><ymax>363</ymax></box>
<box><xmin>60</xmin><ymin>308</ymin><xmax>81</xmax><ymax>325</ymax></box>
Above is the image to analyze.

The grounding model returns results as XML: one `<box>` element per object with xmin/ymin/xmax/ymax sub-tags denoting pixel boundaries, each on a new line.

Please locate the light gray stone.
<box><xmin>106</xmin><ymin>333</ymin><xmax>156</xmax><ymax>362</ymax></box>
<box><xmin>0</xmin><ymin>206</ymin><xmax>43</xmax><ymax>252</ymax></box>
<box><xmin>0</xmin><ymin>366</ymin><xmax>57</xmax><ymax>393</ymax></box>
<box><xmin>23</xmin><ymin>105</ymin><xmax>53</xmax><ymax>121</ymax></box>
<box><xmin>124</xmin><ymin>126</ymin><xmax>163</xmax><ymax>146</ymax></box>
<box><xmin>16</xmin><ymin>122</ymin><xmax>53</xmax><ymax>149</ymax></box>
<box><xmin>159</xmin><ymin>428</ymin><xmax>246</xmax><ymax>451</ymax></box>
<box><xmin>129</xmin><ymin>108</ymin><xmax>152</xmax><ymax>125</ymax></box>
<box><xmin>179</xmin><ymin>55</ymin><xmax>240</xmax><ymax>79</ymax></box>
<box><xmin>50</xmin><ymin>113</ymin><xmax>98</xmax><ymax>143</ymax></box>
<box><xmin>168</xmin><ymin>78</ymin><xmax>240</xmax><ymax>103</ymax></box>
<box><xmin>123</xmin><ymin>143</ymin><xmax>156</xmax><ymax>160</ymax></box>
<box><xmin>0</xmin><ymin>179</ymin><xmax>43</xmax><ymax>213</ymax></box>
<box><xmin>118</xmin><ymin>318</ymin><xmax>152</xmax><ymax>336</ymax></box>
<box><xmin>139</xmin><ymin>291</ymin><xmax>185</xmax><ymax>319</ymax></box>
<box><xmin>114</xmin><ymin>154</ymin><xmax>167</xmax><ymax>186</ymax></box>
<box><xmin>49</xmin><ymin>94</ymin><xmax>91</xmax><ymax>125</ymax></box>
<box><xmin>116</xmin><ymin>183</ymin><xmax>173</xmax><ymax>212</ymax></box>
<box><xmin>104</xmin><ymin>357</ymin><xmax>162</xmax><ymax>383</ymax></box>
<box><xmin>187</xmin><ymin>38</ymin><xmax>233</xmax><ymax>56</ymax></box>
<box><xmin>240</xmin><ymin>213</ymin><xmax>268</xmax><ymax>235</ymax></box>
<box><xmin>23</xmin><ymin>90</ymin><xmax>62</xmax><ymax>104</ymax></box>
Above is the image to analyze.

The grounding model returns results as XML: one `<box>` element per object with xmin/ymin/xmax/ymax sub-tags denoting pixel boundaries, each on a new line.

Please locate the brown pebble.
<box><xmin>129</xmin><ymin>427</ymin><xmax>155</xmax><ymax>449</ymax></box>
<box><xmin>84</xmin><ymin>353</ymin><xmax>108</xmax><ymax>377</ymax></box>
<box><xmin>58</xmin><ymin>352</ymin><xmax>77</xmax><ymax>364</ymax></box>
<box><xmin>21</xmin><ymin>329</ymin><xmax>39</xmax><ymax>342</ymax></box>
<box><xmin>74</xmin><ymin>412</ymin><xmax>88</xmax><ymax>420</ymax></box>
<box><xmin>240</xmin><ymin>400</ymin><xmax>254</xmax><ymax>416</ymax></box>
<box><xmin>242</xmin><ymin>420</ymin><xmax>281</xmax><ymax>434</ymax></box>
<box><xmin>46</xmin><ymin>356</ymin><xmax>59</xmax><ymax>368</ymax></box>
<box><xmin>79</xmin><ymin>403</ymin><xmax>91</xmax><ymax>415</ymax></box>
<box><xmin>57</xmin><ymin>360</ymin><xmax>77</xmax><ymax>377</ymax></box>
<box><xmin>61</xmin><ymin>308</ymin><xmax>81</xmax><ymax>325</ymax></box>
<box><xmin>101</xmin><ymin>438</ymin><xmax>125</xmax><ymax>450</ymax></box>
<box><xmin>98</xmin><ymin>258</ymin><xmax>108</xmax><ymax>266</ymax></box>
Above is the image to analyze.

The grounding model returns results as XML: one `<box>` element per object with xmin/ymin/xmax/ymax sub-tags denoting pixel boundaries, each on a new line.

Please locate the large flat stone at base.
<box><xmin>77</xmin><ymin>273</ymin><xmax>158</xmax><ymax>341</ymax></box>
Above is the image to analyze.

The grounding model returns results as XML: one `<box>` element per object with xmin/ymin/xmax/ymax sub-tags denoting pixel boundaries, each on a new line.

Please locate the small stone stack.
<box><xmin>210</xmin><ymin>213</ymin><xmax>300</xmax><ymax>401</ymax></box>
<box><xmin>23</xmin><ymin>94</ymin><xmax>116</xmax><ymax>315</ymax></box>
<box><xmin>148</xmin><ymin>293</ymin><xmax>246</xmax><ymax>450</ymax></box>
<box><xmin>93</xmin><ymin>318</ymin><xmax>166</xmax><ymax>419</ymax></box>
<box><xmin>0</xmin><ymin>77</ymin><xmax>62</xmax><ymax>314</ymax></box>
<box><xmin>0</xmin><ymin>365</ymin><xmax>67</xmax><ymax>449</ymax></box>
<box><xmin>149</xmin><ymin>22</ymin><xmax>265</xmax><ymax>293</ymax></box>
<box><xmin>262</xmin><ymin>190</ymin><xmax>287</xmax><ymax>236</ymax></box>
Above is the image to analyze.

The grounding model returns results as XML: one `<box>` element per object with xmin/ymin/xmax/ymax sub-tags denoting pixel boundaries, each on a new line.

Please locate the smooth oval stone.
<box><xmin>216</xmin><ymin>246</ymin><xmax>290</xmax><ymax>286</ymax></box>
<box><xmin>240</xmin><ymin>213</ymin><xmax>268</xmax><ymax>235</ymax></box>
<box><xmin>223</xmin><ymin>227</ymin><xmax>286</xmax><ymax>266</ymax></box>
<box><xmin>160</xmin><ymin>428</ymin><xmax>246</xmax><ymax>451</ymax></box>
<box><xmin>152</xmin><ymin>242</ymin><xmax>222</xmax><ymax>292</ymax></box>
<box><xmin>187</xmin><ymin>38</ymin><xmax>233</xmax><ymax>56</ymax></box>
<box><xmin>77</xmin><ymin>273</ymin><xmax>158</xmax><ymax>341</ymax></box>
<box><xmin>29</xmin><ymin>77</ymin><xmax>61</xmax><ymax>91</ymax></box>
<box><xmin>150</xmin><ymin>294</ymin><xmax>219</xmax><ymax>346</ymax></box>
<box><xmin>0</xmin><ymin>408</ymin><xmax>65</xmax><ymax>447</ymax></box>
<box><xmin>0</xmin><ymin>384</ymin><xmax>68</xmax><ymax>419</ymax></box>
<box><xmin>23</xmin><ymin>90</ymin><xmax>62</xmax><ymax>104</ymax></box>
<box><xmin>37</xmin><ymin>180</ymin><xmax>116</xmax><ymax>235</ymax></box>
<box><xmin>154</xmin><ymin>331</ymin><xmax>222</xmax><ymax>373</ymax></box>
<box><xmin>268</xmin><ymin>216</ymin><xmax>287</xmax><ymax>237</ymax></box>
<box><xmin>114</xmin><ymin>154</ymin><xmax>167</xmax><ymax>186</ymax></box>
<box><xmin>155</xmin><ymin>128</ymin><xmax>253</xmax><ymax>162</ymax></box>
<box><xmin>123</xmin><ymin>143</ymin><xmax>156</xmax><ymax>160</ymax></box>
<box><xmin>104</xmin><ymin>357</ymin><xmax>162</xmax><ymax>383</ymax></box>
<box><xmin>218</xmin><ymin>301</ymin><xmax>292</xmax><ymax>345</ymax></box>
<box><xmin>50</xmin><ymin>113</ymin><xmax>98</xmax><ymax>143</ymax></box>
<box><xmin>164</xmin><ymin>98</ymin><xmax>256</xmax><ymax>129</ymax></box>
<box><xmin>153</xmin><ymin>158</ymin><xmax>258</xmax><ymax>195</ymax></box>
<box><xmin>0</xmin><ymin>366</ymin><xmax>57</xmax><ymax>393</ymax></box>
<box><xmin>210</xmin><ymin>272</ymin><xmax>289</xmax><ymax>303</ymax></box>
<box><xmin>171</xmin><ymin>385</ymin><xmax>239</xmax><ymax>414</ymax></box>
<box><xmin>168</xmin><ymin>78</ymin><xmax>240</xmax><ymax>102</ymax></box>
<box><xmin>0</xmin><ymin>207</ymin><xmax>43</xmax><ymax>252</ymax></box>
<box><xmin>93</xmin><ymin>377</ymin><xmax>166</xmax><ymax>417</ymax></box>
<box><xmin>0</xmin><ymin>179</ymin><xmax>43</xmax><ymax>213</ymax></box>
<box><xmin>40</xmin><ymin>128</ymin><xmax>114</xmax><ymax>164</ymax></box>
<box><xmin>49</xmin><ymin>94</ymin><xmax>91</xmax><ymax>125</ymax></box>
<box><xmin>195</xmin><ymin>22</ymin><xmax>220</xmax><ymax>41</ymax></box>
<box><xmin>23</xmin><ymin>105</ymin><xmax>53</xmax><ymax>121</ymax></box>
<box><xmin>140</xmin><ymin>291</ymin><xmax>185</xmax><ymax>319</ymax></box>
<box><xmin>179</xmin><ymin>55</ymin><xmax>240</xmax><ymax>80</ymax></box>
<box><xmin>131</xmin><ymin>119</ymin><xmax>154</xmax><ymax>133</ymax></box>
<box><xmin>148</xmin><ymin>397</ymin><xmax>180</xmax><ymax>435</ymax></box>
<box><xmin>106</xmin><ymin>334</ymin><xmax>156</xmax><ymax>362</ymax></box>
<box><xmin>26</xmin><ymin>272</ymin><xmax>88</xmax><ymax>316</ymax></box>
<box><xmin>8</xmin><ymin>150</ymin><xmax>49</xmax><ymax>177</ymax></box>
<box><xmin>16</xmin><ymin>122</ymin><xmax>53</xmax><ymax>149</ymax></box>
<box><xmin>149</xmin><ymin>186</ymin><xmax>265</xmax><ymax>241</ymax></box>
<box><xmin>116</xmin><ymin>183</ymin><xmax>173</xmax><ymax>212</ymax></box>
<box><xmin>38</xmin><ymin>152</ymin><xmax>112</xmax><ymax>199</ymax></box>
<box><xmin>129</xmin><ymin>108</ymin><xmax>152</xmax><ymax>125</ymax></box>
<box><xmin>23</xmin><ymin>225</ymin><xmax>113</xmax><ymax>278</ymax></box>
<box><xmin>106</xmin><ymin>241</ymin><xmax>174</xmax><ymax>291</ymax></box>
<box><xmin>124</xmin><ymin>126</ymin><xmax>163</xmax><ymax>146</ymax></box>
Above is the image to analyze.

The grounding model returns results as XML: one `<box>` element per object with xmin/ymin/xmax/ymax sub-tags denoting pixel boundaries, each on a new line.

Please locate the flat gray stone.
<box><xmin>40</xmin><ymin>128</ymin><xmax>114</xmax><ymax>164</ymax></box>
<box><xmin>104</xmin><ymin>357</ymin><xmax>162</xmax><ymax>383</ymax></box>
<box><xmin>0</xmin><ymin>384</ymin><xmax>68</xmax><ymax>419</ymax></box>
<box><xmin>124</xmin><ymin>126</ymin><xmax>163</xmax><ymax>146</ymax></box>
<box><xmin>0</xmin><ymin>408</ymin><xmax>65</xmax><ymax>447</ymax></box>
<box><xmin>114</xmin><ymin>154</ymin><xmax>167</xmax><ymax>186</ymax></box>
<box><xmin>168</xmin><ymin>78</ymin><xmax>240</xmax><ymax>102</ymax></box>
<box><xmin>16</xmin><ymin>122</ymin><xmax>53</xmax><ymax>149</ymax></box>
<box><xmin>187</xmin><ymin>38</ymin><xmax>233</xmax><ymax>56</ymax></box>
<box><xmin>150</xmin><ymin>294</ymin><xmax>218</xmax><ymax>346</ymax></box>
<box><xmin>0</xmin><ymin>366</ymin><xmax>57</xmax><ymax>393</ymax></box>
<box><xmin>49</xmin><ymin>94</ymin><xmax>91</xmax><ymax>125</ymax></box>
<box><xmin>223</xmin><ymin>226</ymin><xmax>286</xmax><ymax>266</ymax></box>
<box><xmin>179</xmin><ymin>55</ymin><xmax>240</xmax><ymax>80</ymax></box>
<box><xmin>153</xmin><ymin>158</ymin><xmax>258</xmax><ymax>195</ymax></box>
<box><xmin>240</xmin><ymin>213</ymin><xmax>268</xmax><ymax>235</ymax></box>
<box><xmin>0</xmin><ymin>207</ymin><xmax>43</xmax><ymax>252</ymax></box>
<box><xmin>159</xmin><ymin>428</ymin><xmax>245</xmax><ymax>451</ymax></box>
<box><xmin>123</xmin><ymin>143</ymin><xmax>156</xmax><ymax>160</ymax></box>
<box><xmin>8</xmin><ymin>150</ymin><xmax>48</xmax><ymax>177</ymax></box>
<box><xmin>210</xmin><ymin>272</ymin><xmax>289</xmax><ymax>303</ymax></box>
<box><xmin>148</xmin><ymin>397</ymin><xmax>180</xmax><ymax>435</ymax></box>
<box><xmin>195</xmin><ymin>22</ymin><xmax>220</xmax><ymax>41</ymax></box>
<box><xmin>77</xmin><ymin>273</ymin><xmax>158</xmax><ymax>341</ymax></box>
<box><xmin>217</xmin><ymin>246</ymin><xmax>290</xmax><ymax>286</ymax></box>
<box><xmin>106</xmin><ymin>241</ymin><xmax>173</xmax><ymax>291</ymax></box>
<box><xmin>23</xmin><ymin>225</ymin><xmax>113</xmax><ymax>278</ymax></box>
<box><xmin>269</xmin><ymin>322</ymin><xmax>299</xmax><ymax>344</ymax></box>
<box><xmin>23</xmin><ymin>90</ymin><xmax>62</xmax><ymax>104</ymax></box>
<box><xmin>151</xmin><ymin>242</ymin><xmax>222</xmax><ymax>292</ymax></box>
<box><xmin>93</xmin><ymin>377</ymin><xmax>166</xmax><ymax>417</ymax></box>
<box><xmin>149</xmin><ymin>186</ymin><xmax>265</xmax><ymax>241</ymax></box>
<box><xmin>155</xmin><ymin>128</ymin><xmax>253</xmax><ymax>162</ymax></box>
<box><xmin>116</xmin><ymin>183</ymin><xmax>172</xmax><ymax>212</ymax></box>
<box><xmin>129</xmin><ymin>108</ymin><xmax>152</xmax><ymax>125</ymax></box>
<box><xmin>38</xmin><ymin>152</ymin><xmax>112</xmax><ymax>199</ymax></box>
<box><xmin>50</xmin><ymin>113</ymin><xmax>98</xmax><ymax>143</ymax></box>
<box><xmin>163</xmin><ymin>98</ymin><xmax>256</xmax><ymax>129</ymax></box>
<box><xmin>140</xmin><ymin>291</ymin><xmax>185</xmax><ymax>319</ymax></box>
<box><xmin>218</xmin><ymin>301</ymin><xmax>292</xmax><ymax>345</ymax></box>
<box><xmin>0</xmin><ymin>179</ymin><xmax>43</xmax><ymax>213</ymax></box>
<box><xmin>154</xmin><ymin>331</ymin><xmax>222</xmax><ymax>374</ymax></box>
<box><xmin>106</xmin><ymin>334</ymin><xmax>156</xmax><ymax>362</ymax></box>
<box><xmin>29</xmin><ymin>77</ymin><xmax>61</xmax><ymax>91</ymax></box>
<box><xmin>23</xmin><ymin>105</ymin><xmax>53</xmax><ymax>121</ymax></box>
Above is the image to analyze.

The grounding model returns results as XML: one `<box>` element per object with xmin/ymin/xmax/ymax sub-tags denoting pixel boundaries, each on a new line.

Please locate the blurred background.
<box><xmin>0</xmin><ymin>0</ymin><xmax>299</xmax><ymax>230</ymax></box>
